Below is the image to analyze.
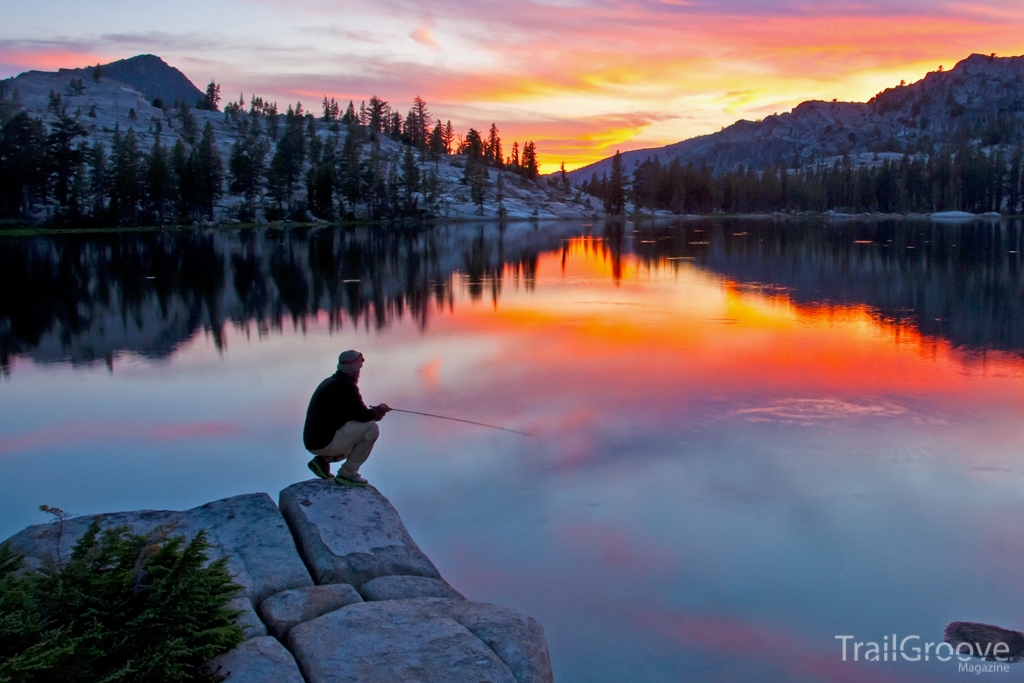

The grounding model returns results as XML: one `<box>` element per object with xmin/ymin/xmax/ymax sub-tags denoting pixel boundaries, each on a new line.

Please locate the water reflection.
<box><xmin>0</xmin><ymin>222</ymin><xmax>570</xmax><ymax>369</ymax></box>
<box><xmin>630</xmin><ymin>218</ymin><xmax>1024</xmax><ymax>354</ymax></box>
<box><xmin>3</xmin><ymin>218</ymin><xmax>1024</xmax><ymax>683</ymax></box>
<box><xmin>2</xmin><ymin>218</ymin><xmax>1023</xmax><ymax>371</ymax></box>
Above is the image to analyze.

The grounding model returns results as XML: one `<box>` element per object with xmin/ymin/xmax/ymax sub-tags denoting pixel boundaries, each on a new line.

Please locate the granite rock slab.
<box><xmin>2</xmin><ymin>493</ymin><xmax>313</xmax><ymax>604</ymax></box>
<box><xmin>207</xmin><ymin>636</ymin><xmax>305</xmax><ymax>683</ymax></box>
<box><xmin>228</xmin><ymin>596</ymin><xmax>268</xmax><ymax>639</ymax></box>
<box><xmin>259</xmin><ymin>583</ymin><xmax>363</xmax><ymax>640</ymax></box>
<box><xmin>288</xmin><ymin>598</ymin><xmax>552</xmax><ymax>683</ymax></box>
<box><xmin>279</xmin><ymin>480</ymin><xmax>441</xmax><ymax>587</ymax></box>
<box><xmin>359</xmin><ymin>575</ymin><xmax>465</xmax><ymax>602</ymax></box>
<box><xmin>945</xmin><ymin>621</ymin><xmax>1024</xmax><ymax>662</ymax></box>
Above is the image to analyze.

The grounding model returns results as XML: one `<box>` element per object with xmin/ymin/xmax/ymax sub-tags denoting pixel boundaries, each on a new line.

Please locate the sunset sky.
<box><xmin>4</xmin><ymin>0</ymin><xmax>1024</xmax><ymax>170</ymax></box>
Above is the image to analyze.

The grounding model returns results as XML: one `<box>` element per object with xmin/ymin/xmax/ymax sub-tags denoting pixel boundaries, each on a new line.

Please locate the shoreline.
<box><xmin>1</xmin><ymin>210</ymin><xmax>1018</xmax><ymax>237</ymax></box>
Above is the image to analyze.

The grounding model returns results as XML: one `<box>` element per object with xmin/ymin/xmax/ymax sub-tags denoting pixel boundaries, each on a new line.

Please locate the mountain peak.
<box><xmin>25</xmin><ymin>53</ymin><xmax>207</xmax><ymax>108</ymax></box>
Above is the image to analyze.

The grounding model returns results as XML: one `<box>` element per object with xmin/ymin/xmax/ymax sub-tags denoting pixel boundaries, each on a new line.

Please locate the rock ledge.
<box><xmin>2</xmin><ymin>481</ymin><xmax>553</xmax><ymax>683</ymax></box>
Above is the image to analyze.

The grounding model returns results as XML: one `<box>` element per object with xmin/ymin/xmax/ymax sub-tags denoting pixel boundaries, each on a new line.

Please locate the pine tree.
<box><xmin>337</xmin><ymin>128</ymin><xmax>363</xmax><ymax>216</ymax></box>
<box><xmin>606</xmin><ymin>150</ymin><xmax>626</xmax><ymax>214</ymax></box>
<box><xmin>306</xmin><ymin>133</ymin><xmax>337</xmax><ymax>220</ymax></box>
<box><xmin>177</xmin><ymin>103</ymin><xmax>198</xmax><ymax>145</ymax></box>
<box><xmin>486</xmin><ymin>123</ymin><xmax>502</xmax><ymax>167</ymax></box>
<box><xmin>267</xmin><ymin>105</ymin><xmax>307</xmax><ymax>214</ymax></box>
<box><xmin>443</xmin><ymin>120</ymin><xmax>454</xmax><ymax>154</ymax></box>
<box><xmin>367</xmin><ymin>96</ymin><xmax>388</xmax><ymax>134</ymax></box>
<box><xmin>194</xmin><ymin>122</ymin><xmax>223</xmax><ymax>219</ymax></box>
<box><xmin>47</xmin><ymin>108</ymin><xmax>88</xmax><ymax>206</ymax></box>
<box><xmin>109</xmin><ymin>125</ymin><xmax>144</xmax><ymax>223</ymax></box>
<box><xmin>520</xmin><ymin>141</ymin><xmax>539</xmax><ymax>179</ymax></box>
<box><xmin>88</xmin><ymin>141</ymin><xmax>108</xmax><ymax>219</ymax></box>
<box><xmin>146</xmin><ymin>133</ymin><xmax>173</xmax><ymax>221</ymax></box>
<box><xmin>401</xmin><ymin>145</ymin><xmax>420</xmax><ymax>214</ymax></box>
<box><xmin>228</xmin><ymin>119</ymin><xmax>269</xmax><ymax>220</ymax></box>
<box><xmin>463</xmin><ymin>132</ymin><xmax>488</xmax><ymax>214</ymax></box>
<box><xmin>428</xmin><ymin>121</ymin><xmax>445</xmax><ymax>168</ymax></box>
<box><xmin>410</xmin><ymin>96</ymin><xmax>430</xmax><ymax>150</ymax></box>
<box><xmin>341</xmin><ymin>100</ymin><xmax>357</xmax><ymax>125</ymax></box>
<box><xmin>170</xmin><ymin>138</ymin><xmax>195</xmax><ymax>220</ymax></box>
<box><xmin>203</xmin><ymin>80</ymin><xmax>221</xmax><ymax>111</ymax></box>
<box><xmin>0</xmin><ymin>112</ymin><xmax>48</xmax><ymax>218</ymax></box>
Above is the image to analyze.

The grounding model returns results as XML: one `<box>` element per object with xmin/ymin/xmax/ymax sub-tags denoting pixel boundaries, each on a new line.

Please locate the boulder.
<box><xmin>2</xmin><ymin>493</ymin><xmax>313</xmax><ymax>605</ymax></box>
<box><xmin>287</xmin><ymin>598</ymin><xmax>552</xmax><ymax>683</ymax></box>
<box><xmin>944</xmin><ymin>621</ymin><xmax>1024</xmax><ymax>662</ymax></box>
<box><xmin>279</xmin><ymin>481</ymin><xmax>441</xmax><ymax>587</ymax></box>
<box><xmin>228</xmin><ymin>596</ymin><xmax>268</xmax><ymax>639</ymax></box>
<box><xmin>359</xmin><ymin>575</ymin><xmax>465</xmax><ymax>602</ymax></box>
<box><xmin>207</xmin><ymin>636</ymin><xmax>305</xmax><ymax>683</ymax></box>
<box><xmin>259</xmin><ymin>584</ymin><xmax>363</xmax><ymax>640</ymax></box>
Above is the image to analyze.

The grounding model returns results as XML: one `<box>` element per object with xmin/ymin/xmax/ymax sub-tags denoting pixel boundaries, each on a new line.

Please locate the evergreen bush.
<box><xmin>0</xmin><ymin>521</ymin><xmax>244</xmax><ymax>683</ymax></box>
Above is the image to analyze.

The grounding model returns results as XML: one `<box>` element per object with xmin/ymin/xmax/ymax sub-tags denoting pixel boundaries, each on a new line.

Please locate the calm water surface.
<box><xmin>3</xmin><ymin>218</ymin><xmax>1024</xmax><ymax>682</ymax></box>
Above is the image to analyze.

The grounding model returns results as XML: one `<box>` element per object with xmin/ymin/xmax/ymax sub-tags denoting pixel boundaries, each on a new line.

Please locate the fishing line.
<box><xmin>389</xmin><ymin>409</ymin><xmax>538</xmax><ymax>438</ymax></box>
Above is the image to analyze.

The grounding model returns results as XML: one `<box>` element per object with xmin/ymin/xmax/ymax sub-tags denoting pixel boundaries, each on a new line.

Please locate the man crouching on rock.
<box><xmin>303</xmin><ymin>350</ymin><xmax>390</xmax><ymax>486</ymax></box>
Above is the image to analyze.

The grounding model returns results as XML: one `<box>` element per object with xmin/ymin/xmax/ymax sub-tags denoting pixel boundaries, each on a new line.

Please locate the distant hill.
<box><xmin>569</xmin><ymin>53</ymin><xmax>1024</xmax><ymax>180</ymax></box>
<box><xmin>0</xmin><ymin>54</ymin><xmax>594</xmax><ymax>225</ymax></box>
<box><xmin>10</xmin><ymin>54</ymin><xmax>205</xmax><ymax>108</ymax></box>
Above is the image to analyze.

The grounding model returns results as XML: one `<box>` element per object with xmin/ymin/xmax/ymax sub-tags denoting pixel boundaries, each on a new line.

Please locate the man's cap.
<box><xmin>337</xmin><ymin>350</ymin><xmax>364</xmax><ymax>374</ymax></box>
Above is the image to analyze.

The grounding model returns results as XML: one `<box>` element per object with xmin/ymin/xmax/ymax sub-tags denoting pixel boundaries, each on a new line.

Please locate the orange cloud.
<box><xmin>0</xmin><ymin>49</ymin><xmax>114</xmax><ymax>74</ymax></box>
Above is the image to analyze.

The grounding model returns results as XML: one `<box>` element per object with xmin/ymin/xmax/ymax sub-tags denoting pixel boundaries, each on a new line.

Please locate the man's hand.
<box><xmin>374</xmin><ymin>403</ymin><xmax>391</xmax><ymax>420</ymax></box>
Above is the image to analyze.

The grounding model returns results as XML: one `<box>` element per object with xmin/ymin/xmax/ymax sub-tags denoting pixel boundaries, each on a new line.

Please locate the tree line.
<box><xmin>0</xmin><ymin>82</ymin><xmax>544</xmax><ymax>226</ymax></box>
<box><xmin>583</xmin><ymin>144</ymin><xmax>1024</xmax><ymax>215</ymax></box>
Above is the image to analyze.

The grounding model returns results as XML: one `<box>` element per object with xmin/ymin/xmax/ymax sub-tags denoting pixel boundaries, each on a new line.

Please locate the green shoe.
<box><xmin>334</xmin><ymin>471</ymin><xmax>367</xmax><ymax>487</ymax></box>
<box><xmin>308</xmin><ymin>457</ymin><xmax>332</xmax><ymax>479</ymax></box>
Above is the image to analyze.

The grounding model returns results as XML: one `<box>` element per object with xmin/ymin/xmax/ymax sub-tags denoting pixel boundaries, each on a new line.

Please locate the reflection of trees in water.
<box><xmin>4</xmin><ymin>218</ymin><xmax>1024</xmax><ymax>370</ymax></box>
<box><xmin>632</xmin><ymin>217</ymin><xmax>1024</xmax><ymax>356</ymax></box>
<box><xmin>0</xmin><ymin>223</ymin><xmax>573</xmax><ymax>370</ymax></box>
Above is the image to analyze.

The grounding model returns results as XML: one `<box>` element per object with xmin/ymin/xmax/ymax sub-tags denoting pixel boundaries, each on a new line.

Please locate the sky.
<box><xmin>3</xmin><ymin>0</ymin><xmax>1024</xmax><ymax>170</ymax></box>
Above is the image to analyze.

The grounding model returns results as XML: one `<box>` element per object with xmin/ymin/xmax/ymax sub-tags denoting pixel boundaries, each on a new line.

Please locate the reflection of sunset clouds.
<box><xmin>4</xmin><ymin>223</ymin><xmax>1024</xmax><ymax>682</ymax></box>
<box><xmin>0</xmin><ymin>420</ymin><xmax>242</xmax><ymax>455</ymax></box>
<box><xmin>734</xmin><ymin>398</ymin><xmax>909</xmax><ymax>424</ymax></box>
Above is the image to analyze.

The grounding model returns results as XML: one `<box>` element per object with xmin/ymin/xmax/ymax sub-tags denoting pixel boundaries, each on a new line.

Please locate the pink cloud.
<box><xmin>409</xmin><ymin>26</ymin><xmax>439</xmax><ymax>49</ymax></box>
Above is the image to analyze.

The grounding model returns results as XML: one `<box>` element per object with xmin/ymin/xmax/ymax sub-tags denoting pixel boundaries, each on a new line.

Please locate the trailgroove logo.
<box><xmin>835</xmin><ymin>635</ymin><xmax>1012</xmax><ymax>672</ymax></box>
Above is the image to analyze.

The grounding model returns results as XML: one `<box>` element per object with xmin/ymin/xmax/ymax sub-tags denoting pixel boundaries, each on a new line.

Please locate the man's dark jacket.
<box><xmin>303</xmin><ymin>373</ymin><xmax>377</xmax><ymax>450</ymax></box>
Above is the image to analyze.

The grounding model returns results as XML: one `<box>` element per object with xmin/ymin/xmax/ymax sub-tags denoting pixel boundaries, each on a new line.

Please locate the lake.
<box><xmin>2</xmin><ymin>217</ymin><xmax>1024</xmax><ymax>682</ymax></box>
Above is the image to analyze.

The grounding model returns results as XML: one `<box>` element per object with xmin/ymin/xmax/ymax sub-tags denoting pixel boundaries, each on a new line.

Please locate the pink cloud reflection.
<box><xmin>0</xmin><ymin>421</ymin><xmax>243</xmax><ymax>455</ymax></box>
<box><xmin>636</xmin><ymin>607</ymin><xmax>939</xmax><ymax>683</ymax></box>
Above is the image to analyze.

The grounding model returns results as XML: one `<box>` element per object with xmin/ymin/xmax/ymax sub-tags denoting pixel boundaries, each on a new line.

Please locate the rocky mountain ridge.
<box><xmin>1</xmin><ymin>55</ymin><xmax>598</xmax><ymax>224</ymax></box>
<box><xmin>2</xmin><ymin>481</ymin><xmax>554</xmax><ymax>683</ymax></box>
<box><xmin>569</xmin><ymin>53</ymin><xmax>1024</xmax><ymax>181</ymax></box>
<box><xmin>18</xmin><ymin>54</ymin><xmax>208</xmax><ymax>110</ymax></box>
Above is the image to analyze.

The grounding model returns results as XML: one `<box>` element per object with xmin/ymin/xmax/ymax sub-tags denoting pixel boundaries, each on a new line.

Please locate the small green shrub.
<box><xmin>0</xmin><ymin>522</ymin><xmax>244</xmax><ymax>683</ymax></box>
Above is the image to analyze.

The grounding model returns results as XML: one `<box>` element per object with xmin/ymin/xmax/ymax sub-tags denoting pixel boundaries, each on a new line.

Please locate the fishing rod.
<box><xmin>389</xmin><ymin>409</ymin><xmax>539</xmax><ymax>438</ymax></box>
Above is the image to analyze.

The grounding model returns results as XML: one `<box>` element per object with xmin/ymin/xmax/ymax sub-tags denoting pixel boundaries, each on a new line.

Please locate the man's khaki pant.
<box><xmin>309</xmin><ymin>421</ymin><xmax>379</xmax><ymax>476</ymax></box>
